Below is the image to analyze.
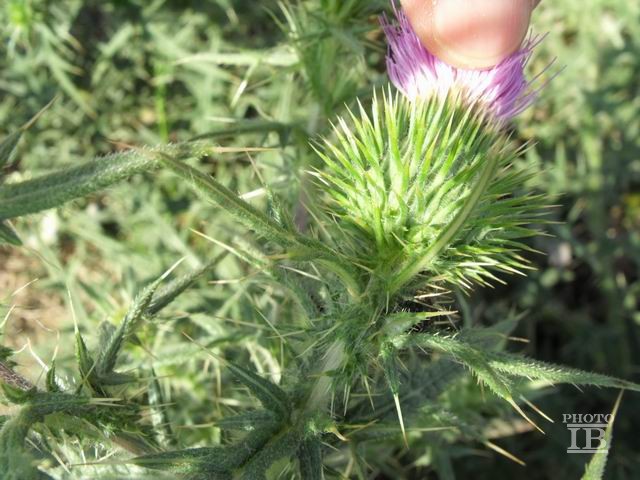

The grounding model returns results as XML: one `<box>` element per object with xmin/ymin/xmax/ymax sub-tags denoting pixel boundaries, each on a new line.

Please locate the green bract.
<box><xmin>316</xmin><ymin>92</ymin><xmax>546</xmax><ymax>292</ymax></box>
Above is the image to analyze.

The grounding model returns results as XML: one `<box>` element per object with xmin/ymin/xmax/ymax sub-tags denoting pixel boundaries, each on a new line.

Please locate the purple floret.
<box><xmin>382</xmin><ymin>6</ymin><xmax>546</xmax><ymax>122</ymax></box>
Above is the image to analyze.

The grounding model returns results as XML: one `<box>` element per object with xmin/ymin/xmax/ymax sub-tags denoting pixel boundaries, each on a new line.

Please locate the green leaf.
<box><xmin>75</xmin><ymin>329</ymin><xmax>96</xmax><ymax>389</ymax></box>
<box><xmin>380</xmin><ymin>342</ymin><xmax>401</xmax><ymax>395</ymax></box>
<box><xmin>382</xmin><ymin>310</ymin><xmax>457</xmax><ymax>337</ymax></box>
<box><xmin>240</xmin><ymin>428</ymin><xmax>302</xmax><ymax>480</ymax></box>
<box><xmin>0</xmin><ymin>221</ymin><xmax>22</xmax><ymax>246</ymax></box>
<box><xmin>581</xmin><ymin>392</ymin><xmax>623</xmax><ymax>480</ymax></box>
<box><xmin>226</xmin><ymin>361</ymin><xmax>290</xmax><ymax>420</ymax></box>
<box><xmin>380</xmin><ymin>341</ymin><xmax>410</xmax><ymax>446</ymax></box>
<box><xmin>411</xmin><ymin>332</ymin><xmax>622</xmax><ymax>437</ymax></box>
<box><xmin>132</xmin><ymin>422</ymin><xmax>281</xmax><ymax>476</ymax></box>
<box><xmin>0</xmin><ymin>150</ymin><xmax>153</xmax><ymax>220</ymax></box>
<box><xmin>131</xmin><ymin>447</ymin><xmax>229</xmax><ymax>475</ymax></box>
<box><xmin>415</xmin><ymin>332</ymin><xmax>640</xmax><ymax>392</ymax></box>
<box><xmin>45</xmin><ymin>364</ymin><xmax>60</xmax><ymax>393</ymax></box>
<box><xmin>1</xmin><ymin>383</ymin><xmax>36</xmax><ymax>404</ymax></box>
<box><xmin>267</xmin><ymin>187</ymin><xmax>297</xmax><ymax>233</ymax></box>
<box><xmin>411</xmin><ymin>331</ymin><xmax>640</xmax><ymax>434</ymax></box>
<box><xmin>298</xmin><ymin>438</ymin><xmax>323</xmax><ymax>480</ymax></box>
<box><xmin>0</xmin><ymin>130</ymin><xmax>22</xmax><ymax>172</ymax></box>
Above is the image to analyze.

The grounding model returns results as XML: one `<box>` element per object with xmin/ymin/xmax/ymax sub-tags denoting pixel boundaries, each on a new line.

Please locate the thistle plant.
<box><xmin>0</xmin><ymin>3</ymin><xmax>637</xmax><ymax>479</ymax></box>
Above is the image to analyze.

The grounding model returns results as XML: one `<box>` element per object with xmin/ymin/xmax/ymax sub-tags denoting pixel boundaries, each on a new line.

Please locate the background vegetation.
<box><xmin>0</xmin><ymin>0</ymin><xmax>638</xmax><ymax>478</ymax></box>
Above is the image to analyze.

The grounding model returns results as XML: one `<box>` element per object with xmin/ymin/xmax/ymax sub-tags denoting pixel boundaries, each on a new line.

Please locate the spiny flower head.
<box><xmin>381</xmin><ymin>5</ymin><xmax>544</xmax><ymax>122</ymax></box>
<box><xmin>315</xmin><ymin>92</ymin><xmax>546</xmax><ymax>288</ymax></box>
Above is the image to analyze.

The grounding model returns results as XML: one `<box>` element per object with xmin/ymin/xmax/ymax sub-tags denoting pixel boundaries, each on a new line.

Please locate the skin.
<box><xmin>400</xmin><ymin>0</ymin><xmax>542</xmax><ymax>70</ymax></box>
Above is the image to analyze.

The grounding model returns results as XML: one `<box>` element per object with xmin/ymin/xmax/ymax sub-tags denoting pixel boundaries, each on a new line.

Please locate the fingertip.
<box><xmin>401</xmin><ymin>0</ymin><xmax>536</xmax><ymax>70</ymax></box>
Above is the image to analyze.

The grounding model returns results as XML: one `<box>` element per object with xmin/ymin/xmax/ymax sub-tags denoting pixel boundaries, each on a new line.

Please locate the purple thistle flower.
<box><xmin>382</xmin><ymin>6</ymin><xmax>546</xmax><ymax>122</ymax></box>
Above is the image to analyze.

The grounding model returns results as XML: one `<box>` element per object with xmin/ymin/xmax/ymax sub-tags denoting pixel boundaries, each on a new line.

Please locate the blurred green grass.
<box><xmin>1</xmin><ymin>0</ymin><xmax>639</xmax><ymax>478</ymax></box>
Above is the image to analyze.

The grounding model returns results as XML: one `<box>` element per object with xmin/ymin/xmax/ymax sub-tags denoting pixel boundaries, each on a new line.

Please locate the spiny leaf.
<box><xmin>415</xmin><ymin>333</ymin><xmax>514</xmax><ymax>398</ymax></box>
<box><xmin>415</xmin><ymin>332</ymin><xmax>640</xmax><ymax>391</ymax></box>
<box><xmin>359</xmin><ymin>321</ymin><xmax>520</xmax><ymax>423</ymax></box>
<box><xmin>22</xmin><ymin>392</ymin><xmax>93</xmax><ymax>418</ymax></box>
<box><xmin>157</xmin><ymin>154</ymin><xmax>362</xmax><ymax>296</ymax></box>
<box><xmin>97</xmin><ymin>321</ymin><xmax>117</xmax><ymax>350</ymax></box>
<box><xmin>147</xmin><ymin>369</ymin><xmax>173</xmax><ymax>449</ymax></box>
<box><xmin>226</xmin><ymin>361</ymin><xmax>290</xmax><ymax>420</ymax></box>
<box><xmin>0</xmin><ymin>143</ymin><xmax>207</xmax><ymax>220</ymax></box>
<box><xmin>380</xmin><ymin>342</ymin><xmax>401</xmax><ymax>395</ymax></box>
<box><xmin>413</xmin><ymin>333</ymin><xmax>541</xmax><ymax>432</ymax></box>
<box><xmin>267</xmin><ymin>187</ymin><xmax>297</xmax><ymax>233</ymax></box>
<box><xmin>0</xmin><ymin>149</ymin><xmax>153</xmax><ymax>220</ymax></box>
<box><xmin>485</xmin><ymin>352</ymin><xmax>640</xmax><ymax>392</ymax></box>
<box><xmin>96</xmin><ymin>277</ymin><xmax>161</xmax><ymax>376</ymax></box>
<box><xmin>216</xmin><ymin>410</ymin><xmax>278</xmax><ymax>432</ymax></box>
<box><xmin>581</xmin><ymin>392</ymin><xmax>623</xmax><ymax>480</ymax></box>
<box><xmin>156</xmin><ymin>153</ymin><xmax>300</xmax><ymax>248</ymax></box>
<box><xmin>413</xmin><ymin>332</ymin><xmax>640</xmax><ymax>435</ymax></box>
